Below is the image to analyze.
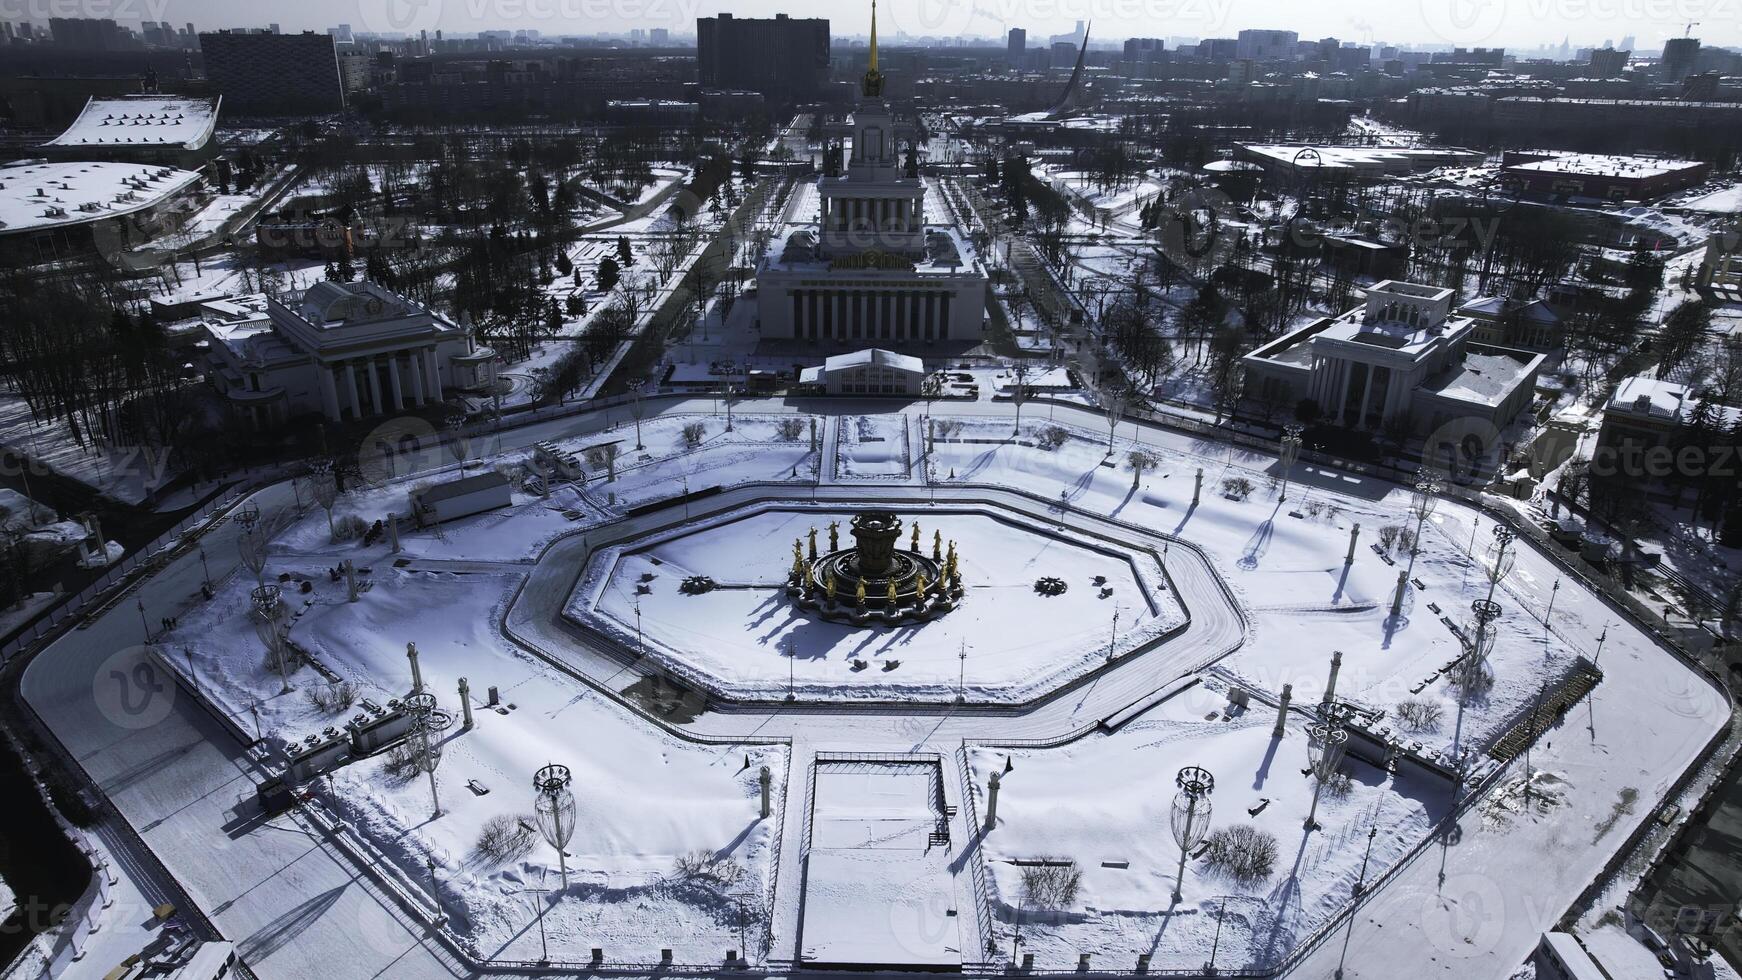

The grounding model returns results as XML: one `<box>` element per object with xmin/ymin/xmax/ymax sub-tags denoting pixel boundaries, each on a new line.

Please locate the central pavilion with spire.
<box><xmin>754</xmin><ymin>1</ymin><xmax>989</xmax><ymax>349</ymax></box>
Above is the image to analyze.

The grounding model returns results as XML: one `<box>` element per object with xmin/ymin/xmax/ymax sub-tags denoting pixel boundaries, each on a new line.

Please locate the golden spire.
<box><xmin>861</xmin><ymin>0</ymin><xmax>886</xmax><ymax>98</ymax></box>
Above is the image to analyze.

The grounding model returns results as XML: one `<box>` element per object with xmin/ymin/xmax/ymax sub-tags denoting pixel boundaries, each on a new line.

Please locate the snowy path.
<box><xmin>19</xmin><ymin>482</ymin><xmax>468</xmax><ymax>980</ymax></box>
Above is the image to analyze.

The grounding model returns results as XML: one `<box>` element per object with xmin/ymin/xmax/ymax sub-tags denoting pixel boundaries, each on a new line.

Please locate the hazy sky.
<box><xmin>56</xmin><ymin>0</ymin><xmax>1739</xmax><ymax>49</ymax></box>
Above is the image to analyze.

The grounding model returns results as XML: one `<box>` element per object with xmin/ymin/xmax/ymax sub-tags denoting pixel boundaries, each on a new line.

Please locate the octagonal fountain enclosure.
<box><xmin>560</xmin><ymin>492</ymin><xmax>1191</xmax><ymax>705</ymax></box>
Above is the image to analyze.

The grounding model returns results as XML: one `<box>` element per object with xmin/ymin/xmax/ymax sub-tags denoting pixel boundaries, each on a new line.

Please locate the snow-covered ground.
<box><xmin>158</xmin><ymin>559</ymin><xmax>784</xmax><ymax>964</ymax></box>
<box><xmin>969</xmin><ymin>690</ymin><xmax>1439</xmax><ymax>971</ymax></box>
<box><xmin>932</xmin><ymin>416</ymin><xmax>1589</xmax><ymax>758</ymax></box>
<box><xmin>570</xmin><ymin>502</ymin><xmax>1183</xmax><ymax>703</ymax></box>
<box><xmin>137</xmin><ymin>401</ymin><xmax>1716</xmax><ymax>975</ymax></box>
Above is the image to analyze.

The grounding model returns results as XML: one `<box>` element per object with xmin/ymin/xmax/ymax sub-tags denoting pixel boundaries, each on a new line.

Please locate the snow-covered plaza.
<box><xmin>129</xmin><ymin>404</ymin><xmax>1725</xmax><ymax>974</ymax></box>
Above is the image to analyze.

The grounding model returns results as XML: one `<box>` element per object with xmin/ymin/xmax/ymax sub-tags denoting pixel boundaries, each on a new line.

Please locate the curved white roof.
<box><xmin>42</xmin><ymin>96</ymin><xmax>220</xmax><ymax>152</ymax></box>
<box><xmin>0</xmin><ymin>161</ymin><xmax>203</xmax><ymax>235</ymax></box>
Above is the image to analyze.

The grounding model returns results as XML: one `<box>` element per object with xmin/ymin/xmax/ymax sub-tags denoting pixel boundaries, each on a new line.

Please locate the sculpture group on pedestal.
<box><xmin>786</xmin><ymin>511</ymin><xmax>962</xmax><ymax>625</ymax></box>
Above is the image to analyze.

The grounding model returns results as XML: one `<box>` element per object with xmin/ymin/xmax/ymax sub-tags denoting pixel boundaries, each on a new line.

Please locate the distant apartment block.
<box><xmin>199</xmin><ymin>30</ymin><xmax>344</xmax><ymax>114</ymax></box>
<box><xmin>696</xmin><ymin>14</ymin><xmax>829</xmax><ymax>102</ymax></box>
<box><xmin>1236</xmin><ymin>29</ymin><xmax>1297</xmax><ymax>62</ymax></box>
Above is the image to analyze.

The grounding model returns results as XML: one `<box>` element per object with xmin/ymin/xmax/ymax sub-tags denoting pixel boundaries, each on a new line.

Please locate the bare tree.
<box><xmin>585</xmin><ymin>443</ymin><xmax>620</xmax><ymax>482</ymax></box>
<box><xmin>310</xmin><ymin>471</ymin><xmax>339</xmax><ymax>538</ymax></box>
<box><xmin>1019</xmin><ymin>859</ymin><xmax>1083</xmax><ymax>911</ymax></box>
<box><xmin>446</xmin><ymin>412</ymin><xmax>470</xmax><ymax>475</ymax></box>
<box><xmin>1101</xmin><ymin>387</ymin><xmax>1128</xmax><ymax>455</ymax></box>
<box><xmin>238</xmin><ymin>530</ymin><xmax>269</xmax><ymax>588</ymax></box>
<box><xmin>1127</xmin><ymin>449</ymin><xmax>1160</xmax><ymax>489</ymax></box>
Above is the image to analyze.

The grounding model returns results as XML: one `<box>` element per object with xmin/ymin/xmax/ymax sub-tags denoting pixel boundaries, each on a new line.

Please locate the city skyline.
<box><xmin>10</xmin><ymin>0</ymin><xmax>1737</xmax><ymax>50</ymax></box>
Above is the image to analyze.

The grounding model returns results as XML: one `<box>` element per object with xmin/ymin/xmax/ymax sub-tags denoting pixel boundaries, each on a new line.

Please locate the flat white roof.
<box><xmin>1506</xmin><ymin>152</ymin><xmax>1704</xmax><ymax>180</ymax></box>
<box><xmin>43</xmin><ymin>96</ymin><xmax>219</xmax><ymax>151</ymax></box>
<box><xmin>1241</xmin><ymin>144</ymin><xmax>1482</xmax><ymax>172</ymax></box>
<box><xmin>0</xmin><ymin>161</ymin><xmax>202</xmax><ymax>235</ymax></box>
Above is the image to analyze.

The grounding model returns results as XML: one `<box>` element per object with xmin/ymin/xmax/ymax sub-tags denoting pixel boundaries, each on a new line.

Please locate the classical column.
<box><xmin>387</xmin><ymin>355</ymin><xmax>404</xmax><ymax>412</ymax></box>
<box><xmin>858</xmin><ymin>291</ymin><xmax>869</xmax><ymax>341</ymax></box>
<box><xmin>426</xmin><ymin>348</ymin><xmax>443</xmax><ymax>400</ymax></box>
<box><xmin>410</xmin><ymin>354</ymin><xmax>426</xmax><ymax>407</ymax></box>
<box><xmin>365</xmin><ymin>358</ymin><xmax>384</xmax><ymax>416</ymax></box>
<box><xmin>318</xmin><ymin>365</ymin><xmax>340</xmax><ymax>420</ymax></box>
<box><xmin>344</xmin><ymin>360</ymin><xmax>361</xmax><ymax>419</ymax></box>
<box><xmin>791</xmin><ymin>291</ymin><xmax>804</xmax><ymax>339</ymax></box>
<box><xmin>1357</xmin><ymin>363</ymin><xmax>1375</xmax><ymax>428</ymax></box>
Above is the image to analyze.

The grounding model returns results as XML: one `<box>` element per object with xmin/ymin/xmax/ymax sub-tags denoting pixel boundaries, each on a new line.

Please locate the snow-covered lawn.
<box><xmin>931</xmin><ymin>417</ymin><xmax>1588</xmax><ymax>758</ymax></box>
<box><xmin>837</xmin><ymin>415</ymin><xmax>913</xmax><ymax>480</ymax></box>
<box><xmin>969</xmin><ymin>690</ymin><xmax>1441</xmax><ymax>971</ymax></box>
<box><xmin>269</xmin><ymin>414</ymin><xmax>819</xmax><ymax>564</ymax></box>
<box><xmin>570</xmin><ymin>502</ymin><xmax>1183</xmax><ymax>703</ymax></box>
<box><xmin>161</xmin><ymin>562</ymin><xmax>784</xmax><ymax>965</ymax></box>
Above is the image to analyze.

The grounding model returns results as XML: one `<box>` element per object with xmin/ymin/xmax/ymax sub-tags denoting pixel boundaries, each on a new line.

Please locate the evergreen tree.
<box><xmin>598</xmin><ymin>256</ymin><xmax>621</xmax><ymax>292</ymax></box>
<box><xmin>616</xmin><ymin>235</ymin><xmax>634</xmax><ymax>267</ymax></box>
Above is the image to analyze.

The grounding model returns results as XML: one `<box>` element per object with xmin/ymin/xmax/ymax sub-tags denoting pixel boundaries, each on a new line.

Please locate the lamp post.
<box><xmin>198</xmin><ymin>547</ymin><xmax>212</xmax><ymax>591</ymax></box>
<box><xmin>1483</xmin><ymin>526</ymin><xmax>1516</xmax><ymax>606</ymax></box>
<box><xmin>1304</xmin><ymin>719</ymin><xmax>1348</xmax><ymax>831</ymax></box>
<box><xmin>1170</xmin><ymin>766</ymin><xmax>1215</xmax><ymax>902</ymax></box>
<box><xmin>1334</xmin><ymin>826</ymin><xmax>1380</xmax><ymax>979</ymax></box>
<box><xmin>1207</xmin><ymin>898</ymin><xmax>1226</xmax><ymax>974</ymax></box>
<box><xmin>533</xmin><ymin>764</ymin><xmax>576</xmax><ymax>892</ymax></box>
<box><xmin>957</xmin><ymin>641</ymin><xmax>967</xmax><ymax>702</ymax></box>
<box><xmin>1405</xmin><ymin>477</ymin><xmax>1439</xmax><ymax>581</ymax></box>
<box><xmin>137</xmin><ymin>598</ymin><xmax>151</xmax><ymax>644</ymax></box>
<box><xmin>1278</xmin><ymin>424</ymin><xmax>1304</xmax><ymax>502</ymax></box>
<box><xmin>406</xmin><ymin>692</ymin><xmax>452</xmax><ymax>819</ymax></box>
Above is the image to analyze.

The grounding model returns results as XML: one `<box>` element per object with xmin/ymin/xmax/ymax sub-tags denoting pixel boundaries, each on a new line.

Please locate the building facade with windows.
<box><xmin>1240</xmin><ymin>281</ymin><xmax>1545</xmax><ymax>438</ymax></box>
<box><xmin>196</xmin><ymin>281</ymin><xmax>498</xmax><ymax>428</ymax></box>
<box><xmin>755</xmin><ymin>8</ymin><xmax>987</xmax><ymax>348</ymax></box>
<box><xmin>799</xmin><ymin>348</ymin><xmax>924</xmax><ymax>395</ymax></box>
<box><xmin>198</xmin><ymin>30</ymin><xmax>344</xmax><ymax>114</ymax></box>
<box><xmin>695</xmin><ymin>13</ymin><xmax>829</xmax><ymax>102</ymax></box>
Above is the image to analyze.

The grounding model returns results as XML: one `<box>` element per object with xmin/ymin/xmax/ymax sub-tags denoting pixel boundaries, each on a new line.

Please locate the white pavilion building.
<box><xmin>755</xmin><ymin>4</ymin><xmax>988</xmax><ymax>347</ymax></box>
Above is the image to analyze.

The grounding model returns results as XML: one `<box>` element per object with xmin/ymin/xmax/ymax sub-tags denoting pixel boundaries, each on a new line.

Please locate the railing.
<box><xmin>0</xmin><ymin>486</ymin><xmax>248</xmax><ymax>662</ymax></box>
<box><xmin>953</xmin><ymin>742</ymin><xmax>998</xmax><ymax>964</ymax></box>
<box><xmin>756</xmin><ymin>741</ymin><xmax>794</xmax><ymax>963</ymax></box>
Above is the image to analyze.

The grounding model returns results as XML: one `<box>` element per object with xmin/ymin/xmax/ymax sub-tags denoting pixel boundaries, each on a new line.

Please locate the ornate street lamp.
<box><xmin>1170</xmin><ymin>766</ymin><xmax>1215</xmax><ymax>901</ymax></box>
